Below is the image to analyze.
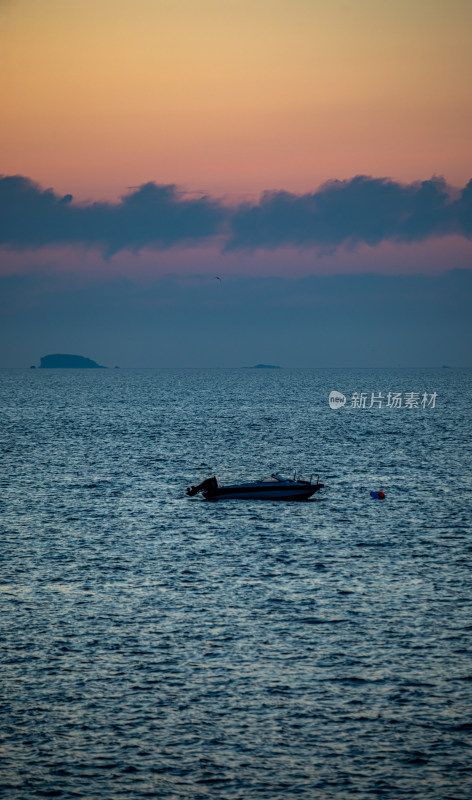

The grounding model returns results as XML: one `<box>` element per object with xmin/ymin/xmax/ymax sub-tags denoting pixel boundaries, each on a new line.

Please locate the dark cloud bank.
<box><xmin>1</xmin><ymin>174</ymin><xmax>471</xmax><ymax>253</ymax></box>
<box><xmin>0</xmin><ymin>177</ymin><xmax>224</xmax><ymax>253</ymax></box>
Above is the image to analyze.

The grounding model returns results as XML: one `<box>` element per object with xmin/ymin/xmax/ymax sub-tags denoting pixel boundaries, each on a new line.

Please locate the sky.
<box><xmin>0</xmin><ymin>0</ymin><xmax>471</xmax><ymax>367</ymax></box>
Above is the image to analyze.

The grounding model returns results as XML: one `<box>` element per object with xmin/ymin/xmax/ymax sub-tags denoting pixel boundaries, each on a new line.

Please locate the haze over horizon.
<box><xmin>1</xmin><ymin>0</ymin><xmax>471</xmax><ymax>367</ymax></box>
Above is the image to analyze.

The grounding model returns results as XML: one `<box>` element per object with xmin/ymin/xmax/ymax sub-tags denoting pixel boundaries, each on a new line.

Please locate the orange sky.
<box><xmin>1</xmin><ymin>0</ymin><xmax>471</xmax><ymax>201</ymax></box>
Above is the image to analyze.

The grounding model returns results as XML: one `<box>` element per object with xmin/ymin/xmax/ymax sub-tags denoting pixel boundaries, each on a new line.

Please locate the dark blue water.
<box><xmin>1</xmin><ymin>368</ymin><xmax>471</xmax><ymax>799</ymax></box>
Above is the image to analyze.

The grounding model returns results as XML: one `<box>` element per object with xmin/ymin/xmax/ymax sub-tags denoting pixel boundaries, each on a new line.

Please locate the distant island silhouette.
<box><xmin>39</xmin><ymin>354</ymin><xmax>105</xmax><ymax>368</ymax></box>
<box><xmin>250</xmin><ymin>364</ymin><xmax>280</xmax><ymax>369</ymax></box>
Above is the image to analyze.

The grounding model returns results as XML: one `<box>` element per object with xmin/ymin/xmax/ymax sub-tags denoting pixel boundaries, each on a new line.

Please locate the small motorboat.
<box><xmin>186</xmin><ymin>473</ymin><xmax>323</xmax><ymax>501</ymax></box>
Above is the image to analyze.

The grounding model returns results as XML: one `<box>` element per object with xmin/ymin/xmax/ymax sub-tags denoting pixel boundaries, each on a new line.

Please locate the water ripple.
<box><xmin>0</xmin><ymin>367</ymin><xmax>471</xmax><ymax>799</ymax></box>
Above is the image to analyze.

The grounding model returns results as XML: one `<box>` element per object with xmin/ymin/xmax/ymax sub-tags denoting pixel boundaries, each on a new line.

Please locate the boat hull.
<box><xmin>202</xmin><ymin>482</ymin><xmax>323</xmax><ymax>501</ymax></box>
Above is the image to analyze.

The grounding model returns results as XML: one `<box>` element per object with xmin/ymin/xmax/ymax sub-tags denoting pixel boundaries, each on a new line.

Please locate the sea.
<box><xmin>1</xmin><ymin>367</ymin><xmax>471</xmax><ymax>800</ymax></box>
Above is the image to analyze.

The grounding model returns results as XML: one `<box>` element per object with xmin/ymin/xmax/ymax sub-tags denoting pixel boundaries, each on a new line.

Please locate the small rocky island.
<box><xmin>38</xmin><ymin>354</ymin><xmax>105</xmax><ymax>368</ymax></box>
<box><xmin>250</xmin><ymin>364</ymin><xmax>280</xmax><ymax>369</ymax></box>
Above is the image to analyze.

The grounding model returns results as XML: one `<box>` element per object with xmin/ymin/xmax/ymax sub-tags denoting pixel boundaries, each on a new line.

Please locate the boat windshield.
<box><xmin>260</xmin><ymin>473</ymin><xmax>286</xmax><ymax>483</ymax></box>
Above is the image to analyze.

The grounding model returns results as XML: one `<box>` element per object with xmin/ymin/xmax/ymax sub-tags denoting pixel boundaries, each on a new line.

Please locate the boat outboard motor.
<box><xmin>186</xmin><ymin>476</ymin><xmax>218</xmax><ymax>496</ymax></box>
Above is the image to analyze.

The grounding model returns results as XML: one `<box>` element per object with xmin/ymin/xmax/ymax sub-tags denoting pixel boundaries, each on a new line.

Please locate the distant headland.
<box><xmin>249</xmin><ymin>364</ymin><xmax>280</xmax><ymax>369</ymax></box>
<box><xmin>38</xmin><ymin>354</ymin><xmax>105</xmax><ymax>368</ymax></box>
